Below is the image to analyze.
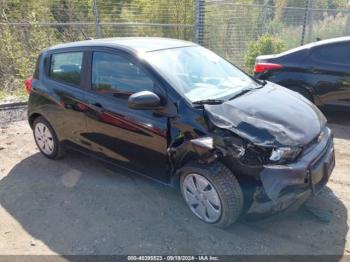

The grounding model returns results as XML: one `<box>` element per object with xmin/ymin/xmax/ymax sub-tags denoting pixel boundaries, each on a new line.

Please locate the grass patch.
<box><xmin>0</xmin><ymin>88</ymin><xmax>28</xmax><ymax>103</ymax></box>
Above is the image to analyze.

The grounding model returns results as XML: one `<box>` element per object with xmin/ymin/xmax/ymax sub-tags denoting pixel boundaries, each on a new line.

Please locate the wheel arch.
<box><xmin>168</xmin><ymin>136</ymin><xmax>224</xmax><ymax>187</ymax></box>
<box><xmin>28</xmin><ymin>113</ymin><xmax>42</xmax><ymax>129</ymax></box>
<box><xmin>170</xmin><ymin>151</ymin><xmax>240</xmax><ymax>188</ymax></box>
<box><xmin>169</xmin><ymin>136</ymin><xmax>249</xmax><ymax>187</ymax></box>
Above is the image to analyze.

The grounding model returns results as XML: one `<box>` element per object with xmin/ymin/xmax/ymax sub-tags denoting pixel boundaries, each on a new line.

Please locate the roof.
<box><xmin>46</xmin><ymin>37</ymin><xmax>196</xmax><ymax>54</ymax></box>
<box><xmin>280</xmin><ymin>36</ymin><xmax>350</xmax><ymax>56</ymax></box>
<box><xmin>309</xmin><ymin>36</ymin><xmax>350</xmax><ymax>47</ymax></box>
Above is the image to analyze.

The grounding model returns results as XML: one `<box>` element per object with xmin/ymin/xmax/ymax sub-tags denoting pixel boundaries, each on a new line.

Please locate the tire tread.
<box><xmin>180</xmin><ymin>161</ymin><xmax>243</xmax><ymax>228</ymax></box>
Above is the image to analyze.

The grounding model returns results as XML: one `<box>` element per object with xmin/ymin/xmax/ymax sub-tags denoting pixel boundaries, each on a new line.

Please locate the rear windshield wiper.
<box><xmin>192</xmin><ymin>99</ymin><xmax>225</xmax><ymax>105</ymax></box>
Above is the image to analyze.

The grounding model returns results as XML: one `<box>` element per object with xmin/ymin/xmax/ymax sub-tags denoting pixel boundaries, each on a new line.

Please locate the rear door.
<box><xmin>82</xmin><ymin>49</ymin><xmax>170</xmax><ymax>182</ymax></box>
<box><xmin>40</xmin><ymin>50</ymin><xmax>90</xmax><ymax>146</ymax></box>
<box><xmin>308</xmin><ymin>42</ymin><xmax>350</xmax><ymax>107</ymax></box>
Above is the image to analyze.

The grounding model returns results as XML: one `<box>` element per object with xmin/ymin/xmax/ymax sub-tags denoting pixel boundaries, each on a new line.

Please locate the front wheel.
<box><xmin>180</xmin><ymin>161</ymin><xmax>243</xmax><ymax>228</ymax></box>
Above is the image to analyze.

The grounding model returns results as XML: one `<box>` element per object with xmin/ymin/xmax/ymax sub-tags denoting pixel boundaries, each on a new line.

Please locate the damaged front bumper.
<box><xmin>247</xmin><ymin>127</ymin><xmax>335</xmax><ymax>216</ymax></box>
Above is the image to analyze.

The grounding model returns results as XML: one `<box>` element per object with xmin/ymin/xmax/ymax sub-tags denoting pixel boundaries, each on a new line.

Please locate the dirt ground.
<box><xmin>0</xmin><ymin>110</ymin><xmax>349</xmax><ymax>256</ymax></box>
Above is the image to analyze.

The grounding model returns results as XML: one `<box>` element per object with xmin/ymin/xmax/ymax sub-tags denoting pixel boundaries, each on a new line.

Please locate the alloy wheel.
<box><xmin>34</xmin><ymin>122</ymin><xmax>55</xmax><ymax>155</ymax></box>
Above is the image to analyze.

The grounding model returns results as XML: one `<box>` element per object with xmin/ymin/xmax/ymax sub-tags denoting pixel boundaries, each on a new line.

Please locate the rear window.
<box><xmin>49</xmin><ymin>52</ymin><xmax>83</xmax><ymax>86</ymax></box>
<box><xmin>310</xmin><ymin>43</ymin><xmax>350</xmax><ymax>65</ymax></box>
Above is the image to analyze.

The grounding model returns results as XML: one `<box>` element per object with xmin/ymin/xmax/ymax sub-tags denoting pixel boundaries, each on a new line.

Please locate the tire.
<box><xmin>179</xmin><ymin>161</ymin><xmax>243</xmax><ymax>228</ymax></box>
<box><xmin>32</xmin><ymin>116</ymin><xmax>65</xmax><ymax>159</ymax></box>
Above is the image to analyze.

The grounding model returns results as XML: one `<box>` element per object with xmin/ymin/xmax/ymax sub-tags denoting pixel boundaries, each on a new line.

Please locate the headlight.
<box><xmin>191</xmin><ymin>137</ymin><xmax>214</xmax><ymax>149</ymax></box>
<box><xmin>269</xmin><ymin>147</ymin><xmax>302</xmax><ymax>163</ymax></box>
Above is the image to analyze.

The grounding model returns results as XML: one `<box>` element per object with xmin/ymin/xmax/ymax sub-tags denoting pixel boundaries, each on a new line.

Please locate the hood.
<box><xmin>205</xmin><ymin>83</ymin><xmax>326</xmax><ymax>147</ymax></box>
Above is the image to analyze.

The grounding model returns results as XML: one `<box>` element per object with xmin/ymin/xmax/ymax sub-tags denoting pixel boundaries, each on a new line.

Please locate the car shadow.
<box><xmin>0</xmin><ymin>151</ymin><xmax>347</xmax><ymax>256</ymax></box>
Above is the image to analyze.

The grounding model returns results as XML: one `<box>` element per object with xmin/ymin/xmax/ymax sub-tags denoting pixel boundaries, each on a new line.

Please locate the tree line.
<box><xmin>0</xmin><ymin>0</ymin><xmax>348</xmax><ymax>99</ymax></box>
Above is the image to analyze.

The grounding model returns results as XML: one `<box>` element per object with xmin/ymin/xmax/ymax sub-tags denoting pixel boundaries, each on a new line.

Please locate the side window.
<box><xmin>92</xmin><ymin>52</ymin><xmax>154</xmax><ymax>95</ymax></box>
<box><xmin>310</xmin><ymin>43</ymin><xmax>350</xmax><ymax>65</ymax></box>
<box><xmin>49</xmin><ymin>52</ymin><xmax>83</xmax><ymax>86</ymax></box>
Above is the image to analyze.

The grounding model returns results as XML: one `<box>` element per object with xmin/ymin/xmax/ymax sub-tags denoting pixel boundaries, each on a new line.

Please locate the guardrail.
<box><xmin>0</xmin><ymin>102</ymin><xmax>28</xmax><ymax>125</ymax></box>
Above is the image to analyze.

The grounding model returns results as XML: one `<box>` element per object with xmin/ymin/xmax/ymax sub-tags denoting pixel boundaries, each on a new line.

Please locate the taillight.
<box><xmin>25</xmin><ymin>76</ymin><xmax>33</xmax><ymax>95</ymax></box>
<box><xmin>254</xmin><ymin>63</ymin><xmax>283</xmax><ymax>73</ymax></box>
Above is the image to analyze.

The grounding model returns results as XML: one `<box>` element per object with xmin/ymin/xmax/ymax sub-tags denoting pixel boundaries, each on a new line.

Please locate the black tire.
<box><xmin>179</xmin><ymin>161</ymin><xmax>243</xmax><ymax>228</ymax></box>
<box><xmin>32</xmin><ymin>116</ymin><xmax>65</xmax><ymax>159</ymax></box>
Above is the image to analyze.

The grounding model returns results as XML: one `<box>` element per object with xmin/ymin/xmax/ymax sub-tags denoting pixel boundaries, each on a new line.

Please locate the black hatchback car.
<box><xmin>254</xmin><ymin>36</ymin><xmax>350</xmax><ymax>108</ymax></box>
<box><xmin>26</xmin><ymin>37</ymin><xmax>335</xmax><ymax>227</ymax></box>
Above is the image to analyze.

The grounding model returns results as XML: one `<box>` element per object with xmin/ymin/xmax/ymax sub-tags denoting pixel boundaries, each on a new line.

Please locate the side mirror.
<box><xmin>128</xmin><ymin>91</ymin><xmax>161</xmax><ymax>110</ymax></box>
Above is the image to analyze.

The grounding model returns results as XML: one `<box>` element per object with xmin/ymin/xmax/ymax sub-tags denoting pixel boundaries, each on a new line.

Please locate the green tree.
<box><xmin>0</xmin><ymin>0</ymin><xmax>59</xmax><ymax>97</ymax></box>
<box><xmin>244</xmin><ymin>34</ymin><xmax>285</xmax><ymax>72</ymax></box>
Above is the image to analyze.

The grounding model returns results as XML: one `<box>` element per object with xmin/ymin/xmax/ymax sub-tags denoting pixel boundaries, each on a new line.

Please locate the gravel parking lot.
<box><xmin>0</xmin><ymin>110</ymin><xmax>349</xmax><ymax>256</ymax></box>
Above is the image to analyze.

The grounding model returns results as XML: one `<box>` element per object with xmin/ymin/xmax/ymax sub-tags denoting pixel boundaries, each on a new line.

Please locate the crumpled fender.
<box><xmin>169</xmin><ymin>137</ymin><xmax>219</xmax><ymax>171</ymax></box>
<box><xmin>168</xmin><ymin>134</ymin><xmax>247</xmax><ymax>186</ymax></box>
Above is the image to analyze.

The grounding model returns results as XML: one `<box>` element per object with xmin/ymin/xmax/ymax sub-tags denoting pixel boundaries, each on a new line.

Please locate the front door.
<box><xmin>83</xmin><ymin>50</ymin><xmax>169</xmax><ymax>182</ymax></box>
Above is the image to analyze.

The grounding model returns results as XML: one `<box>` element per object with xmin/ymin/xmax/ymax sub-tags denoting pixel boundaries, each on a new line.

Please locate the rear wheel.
<box><xmin>33</xmin><ymin>117</ymin><xmax>65</xmax><ymax>159</ymax></box>
<box><xmin>180</xmin><ymin>161</ymin><xmax>243</xmax><ymax>228</ymax></box>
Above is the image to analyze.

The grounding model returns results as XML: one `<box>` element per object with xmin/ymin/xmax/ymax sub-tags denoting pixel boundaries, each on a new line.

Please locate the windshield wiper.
<box><xmin>228</xmin><ymin>79</ymin><xmax>267</xmax><ymax>101</ymax></box>
<box><xmin>251</xmin><ymin>75</ymin><xmax>267</xmax><ymax>87</ymax></box>
<box><xmin>192</xmin><ymin>99</ymin><xmax>225</xmax><ymax>105</ymax></box>
<box><xmin>258</xmin><ymin>79</ymin><xmax>267</xmax><ymax>86</ymax></box>
<box><xmin>229</xmin><ymin>88</ymin><xmax>255</xmax><ymax>101</ymax></box>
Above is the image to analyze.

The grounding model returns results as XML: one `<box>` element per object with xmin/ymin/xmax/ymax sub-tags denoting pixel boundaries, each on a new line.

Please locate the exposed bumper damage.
<box><xmin>197</xmin><ymin>84</ymin><xmax>334</xmax><ymax>216</ymax></box>
<box><xmin>174</xmin><ymin>84</ymin><xmax>335</xmax><ymax>216</ymax></box>
<box><xmin>169</xmin><ymin>83</ymin><xmax>335</xmax><ymax>217</ymax></box>
<box><xmin>249</xmin><ymin>127</ymin><xmax>335</xmax><ymax>215</ymax></box>
<box><xmin>170</xmin><ymin>126</ymin><xmax>334</xmax><ymax>216</ymax></box>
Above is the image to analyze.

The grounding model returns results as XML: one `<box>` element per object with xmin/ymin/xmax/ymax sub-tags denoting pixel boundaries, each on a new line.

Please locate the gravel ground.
<box><xmin>0</xmin><ymin>110</ymin><xmax>349</xmax><ymax>256</ymax></box>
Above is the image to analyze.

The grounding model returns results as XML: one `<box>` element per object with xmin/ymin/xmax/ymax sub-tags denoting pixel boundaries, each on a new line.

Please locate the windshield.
<box><xmin>143</xmin><ymin>46</ymin><xmax>258</xmax><ymax>103</ymax></box>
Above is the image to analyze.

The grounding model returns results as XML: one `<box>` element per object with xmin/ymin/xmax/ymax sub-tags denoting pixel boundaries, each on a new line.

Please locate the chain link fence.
<box><xmin>0</xmin><ymin>0</ymin><xmax>195</xmax><ymax>123</ymax></box>
<box><xmin>0</xmin><ymin>0</ymin><xmax>195</xmax><ymax>39</ymax></box>
<box><xmin>1</xmin><ymin>0</ymin><xmax>350</xmax><ymax>118</ymax></box>
<box><xmin>202</xmin><ymin>0</ymin><xmax>350</xmax><ymax>70</ymax></box>
<box><xmin>0</xmin><ymin>0</ymin><xmax>195</xmax><ymax>108</ymax></box>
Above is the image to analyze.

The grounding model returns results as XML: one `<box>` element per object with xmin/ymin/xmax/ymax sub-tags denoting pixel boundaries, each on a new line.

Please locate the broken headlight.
<box><xmin>269</xmin><ymin>147</ymin><xmax>302</xmax><ymax>164</ymax></box>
